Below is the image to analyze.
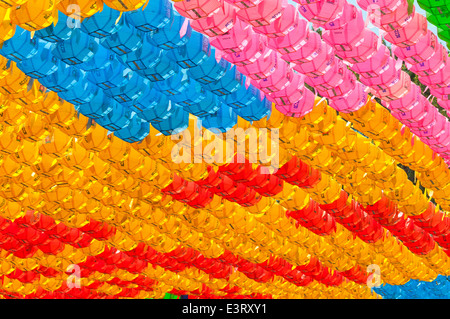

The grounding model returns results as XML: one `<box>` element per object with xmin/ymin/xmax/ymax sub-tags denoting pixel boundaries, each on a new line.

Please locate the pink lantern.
<box><xmin>322</xmin><ymin>11</ymin><xmax>366</xmax><ymax>51</ymax></box>
<box><xmin>393</xmin><ymin>31</ymin><xmax>440</xmax><ymax>65</ymax></box>
<box><xmin>330</xmin><ymin>82</ymin><xmax>368</xmax><ymax>113</ymax></box>
<box><xmin>359</xmin><ymin>59</ymin><xmax>401</xmax><ymax>90</ymax></box>
<box><xmin>275</xmin><ymin>87</ymin><xmax>315</xmax><ymax>118</ymax></box>
<box><xmin>419</xmin><ymin>63</ymin><xmax>450</xmax><ymax>89</ymax></box>
<box><xmin>280</xmin><ymin>32</ymin><xmax>322</xmax><ymax>64</ymax></box>
<box><xmin>336</xmin><ymin>30</ymin><xmax>380</xmax><ymax>64</ymax></box>
<box><xmin>223</xmin><ymin>33</ymin><xmax>265</xmax><ymax>66</ymax></box>
<box><xmin>236</xmin><ymin>0</ymin><xmax>284</xmax><ymax>27</ymax></box>
<box><xmin>210</xmin><ymin>19</ymin><xmax>252</xmax><ymax>53</ymax></box>
<box><xmin>267</xmin><ymin>19</ymin><xmax>309</xmax><ymax>54</ymax></box>
<box><xmin>439</xmin><ymin>99</ymin><xmax>450</xmax><ymax>109</ymax></box>
<box><xmin>384</xmin><ymin>13</ymin><xmax>428</xmax><ymax>48</ymax></box>
<box><xmin>296</xmin><ymin>0</ymin><xmax>345</xmax><ymax>27</ymax></box>
<box><xmin>190</xmin><ymin>2</ymin><xmax>237</xmax><ymax>37</ymax></box>
<box><xmin>268</xmin><ymin>73</ymin><xmax>305</xmax><ymax>105</ymax></box>
<box><xmin>357</xmin><ymin>0</ymin><xmax>404</xmax><ymax>14</ymax></box>
<box><xmin>430</xmin><ymin>86</ymin><xmax>450</xmax><ymax>100</ymax></box>
<box><xmin>407</xmin><ymin>103</ymin><xmax>438</xmax><ymax>130</ymax></box>
<box><xmin>174</xmin><ymin>0</ymin><xmax>223</xmax><ymax>20</ymax></box>
<box><xmin>323</xmin><ymin>2</ymin><xmax>356</xmax><ymax>30</ymax></box>
<box><xmin>412</xmin><ymin>116</ymin><xmax>447</xmax><ymax>143</ymax></box>
<box><xmin>391</xmin><ymin>101</ymin><xmax>428</xmax><ymax>126</ymax></box>
<box><xmin>293</xmin><ymin>45</ymin><xmax>335</xmax><ymax>77</ymax></box>
<box><xmin>251</xmin><ymin>58</ymin><xmax>293</xmax><ymax>94</ymax></box>
<box><xmin>224</xmin><ymin>0</ymin><xmax>263</xmax><ymax>10</ymax></box>
<box><xmin>409</xmin><ymin>44</ymin><xmax>447</xmax><ymax>77</ymax></box>
<box><xmin>304</xmin><ymin>60</ymin><xmax>347</xmax><ymax>91</ymax></box>
<box><xmin>369</xmin><ymin>1</ymin><xmax>413</xmax><ymax>32</ymax></box>
<box><xmin>430</xmin><ymin>125</ymin><xmax>450</xmax><ymax>149</ymax></box>
<box><xmin>372</xmin><ymin>69</ymin><xmax>411</xmax><ymax>101</ymax></box>
<box><xmin>253</xmin><ymin>4</ymin><xmax>299</xmax><ymax>38</ymax></box>
<box><xmin>266</xmin><ymin>73</ymin><xmax>305</xmax><ymax>105</ymax></box>
<box><xmin>237</xmin><ymin>48</ymin><xmax>277</xmax><ymax>80</ymax></box>
<box><xmin>388</xmin><ymin>83</ymin><xmax>422</xmax><ymax>112</ymax></box>
<box><xmin>350</xmin><ymin>44</ymin><xmax>391</xmax><ymax>78</ymax></box>
<box><xmin>316</xmin><ymin>73</ymin><xmax>357</xmax><ymax>98</ymax></box>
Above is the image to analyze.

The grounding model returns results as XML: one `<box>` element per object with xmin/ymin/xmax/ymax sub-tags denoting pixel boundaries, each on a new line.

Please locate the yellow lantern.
<box><xmin>57</xmin><ymin>0</ymin><xmax>103</xmax><ymax>18</ymax></box>
<box><xmin>11</xmin><ymin>0</ymin><xmax>58</xmax><ymax>31</ymax></box>
<box><xmin>102</xmin><ymin>0</ymin><xmax>147</xmax><ymax>11</ymax></box>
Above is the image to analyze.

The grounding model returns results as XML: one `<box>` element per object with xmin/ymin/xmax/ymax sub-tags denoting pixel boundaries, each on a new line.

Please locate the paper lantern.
<box><xmin>236</xmin><ymin>48</ymin><xmax>277</xmax><ymax>80</ymax></box>
<box><xmin>174</xmin><ymin>0</ymin><xmax>223</xmax><ymax>20</ymax></box>
<box><xmin>253</xmin><ymin>3</ymin><xmax>299</xmax><ymax>38</ymax></box>
<box><xmin>223</xmin><ymin>33</ymin><xmax>265</xmax><ymax>67</ymax></box>
<box><xmin>167</xmin><ymin>31</ymin><xmax>211</xmax><ymax>69</ymax></box>
<box><xmin>0</xmin><ymin>27</ymin><xmax>38</xmax><ymax>62</ymax></box>
<box><xmin>190</xmin><ymin>1</ymin><xmax>236</xmax><ymax>37</ymax></box>
<box><xmin>293</xmin><ymin>45</ymin><xmax>335</xmax><ymax>77</ymax></box>
<box><xmin>11</xmin><ymin>0</ymin><xmax>58</xmax><ymax>31</ymax></box>
<box><xmin>102</xmin><ymin>0</ymin><xmax>147</xmax><ymax>12</ymax></box>
<box><xmin>322</xmin><ymin>11</ymin><xmax>366</xmax><ymax>51</ymax></box>
<box><xmin>125</xmin><ymin>0</ymin><xmax>173</xmax><ymax>32</ymax></box>
<box><xmin>35</xmin><ymin>11</ymin><xmax>73</xmax><ymax>42</ymax></box>
<box><xmin>122</xmin><ymin>40</ymin><xmax>162</xmax><ymax>71</ymax></box>
<box><xmin>57</xmin><ymin>0</ymin><xmax>103</xmax><ymax>18</ymax></box>
<box><xmin>384</xmin><ymin>13</ymin><xmax>428</xmax><ymax>47</ymax></box>
<box><xmin>100</xmin><ymin>20</ymin><xmax>143</xmax><ymax>56</ymax></box>
<box><xmin>296</xmin><ymin>0</ymin><xmax>345</xmax><ymax>26</ymax></box>
<box><xmin>188</xmin><ymin>50</ymin><xmax>229</xmax><ymax>84</ymax></box>
<box><xmin>267</xmin><ymin>19</ymin><xmax>309</xmax><ymax>54</ymax></box>
<box><xmin>236</xmin><ymin>0</ymin><xmax>283</xmax><ymax>27</ymax></box>
<box><xmin>276</xmin><ymin>88</ymin><xmax>315</xmax><ymax>118</ymax></box>
<box><xmin>79</xmin><ymin>9</ymin><xmax>122</xmax><ymax>39</ymax></box>
<box><xmin>350</xmin><ymin>44</ymin><xmax>391</xmax><ymax>78</ymax></box>
<box><xmin>209</xmin><ymin>19</ymin><xmax>252</xmax><ymax>54</ymax></box>
<box><xmin>147</xmin><ymin>14</ymin><xmax>191</xmax><ymax>50</ymax></box>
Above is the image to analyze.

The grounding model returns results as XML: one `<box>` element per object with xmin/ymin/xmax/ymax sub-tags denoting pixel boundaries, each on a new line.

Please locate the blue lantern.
<box><xmin>114</xmin><ymin>114</ymin><xmax>150</xmax><ymax>143</ymax></box>
<box><xmin>223</xmin><ymin>82</ymin><xmax>260</xmax><ymax>109</ymax></box>
<box><xmin>17</xmin><ymin>42</ymin><xmax>59</xmax><ymax>79</ymax></box>
<box><xmin>166</xmin><ymin>31</ymin><xmax>210</xmax><ymax>69</ymax></box>
<box><xmin>201</xmin><ymin>104</ymin><xmax>238</xmax><ymax>133</ymax></box>
<box><xmin>147</xmin><ymin>13</ymin><xmax>191</xmax><ymax>50</ymax></box>
<box><xmin>128</xmin><ymin>86</ymin><xmax>168</xmax><ymax>113</ymax></box>
<box><xmin>100</xmin><ymin>20</ymin><xmax>143</xmax><ymax>56</ymax></box>
<box><xmin>120</xmin><ymin>39</ymin><xmax>162</xmax><ymax>71</ymax></box>
<box><xmin>205</xmin><ymin>65</ymin><xmax>243</xmax><ymax>96</ymax></box>
<box><xmin>183</xmin><ymin>94</ymin><xmax>220</xmax><ymax>118</ymax></box>
<box><xmin>235</xmin><ymin>97</ymin><xmax>272</xmax><ymax>121</ymax></box>
<box><xmin>154</xmin><ymin>68</ymin><xmax>189</xmax><ymax>97</ymax></box>
<box><xmin>125</xmin><ymin>0</ymin><xmax>173</xmax><ymax>32</ymax></box>
<box><xmin>77</xmin><ymin>89</ymin><xmax>115</xmax><ymax>119</ymax></box>
<box><xmin>139</xmin><ymin>55</ymin><xmax>179</xmax><ymax>82</ymax></box>
<box><xmin>0</xmin><ymin>27</ymin><xmax>38</xmax><ymax>62</ymax></box>
<box><xmin>87</xmin><ymin>58</ymin><xmax>131</xmax><ymax>90</ymax></box>
<box><xmin>95</xmin><ymin>102</ymin><xmax>132</xmax><ymax>131</ymax></box>
<box><xmin>135</xmin><ymin>98</ymin><xmax>174</xmax><ymax>123</ymax></box>
<box><xmin>39</xmin><ymin>62</ymin><xmax>84</xmax><ymax>93</ymax></box>
<box><xmin>58</xmin><ymin>81</ymin><xmax>98</xmax><ymax>105</ymax></box>
<box><xmin>104</xmin><ymin>72</ymin><xmax>154</xmax><ymax>107</ymax></box>
<box><xmin>52</xmin><ymin>28</ymin><xmax>99</xmax><ymax>65</ymax></box>
<box><xmin>80</xmin><ymin>5</ymin><xmax>124</xmax><ymax>38</ymax></box>
<box><xmin>35</xmin><ymin>11</ymin><xmax>73</xmax><ymax>43</ymax></box>
<box><xmin>150</xmin><ymin>105</ymin><xmax>189</xmax><ymax>135</ymax></box>
<box><xmin>76</xmin><ymin>45</ymin><xmax>115</xmax><ymax>71</ymax></box>
<box><xmin>187</xmin><ymin>50</ymin><xmax>229</xmax><ymax>85</ymax></box>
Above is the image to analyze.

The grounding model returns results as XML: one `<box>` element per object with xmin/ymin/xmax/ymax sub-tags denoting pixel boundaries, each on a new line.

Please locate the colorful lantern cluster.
<box><xmin>0</xmin><ymin>0</ymin><xmax>449</xmax><ymax>299</ymax></box>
